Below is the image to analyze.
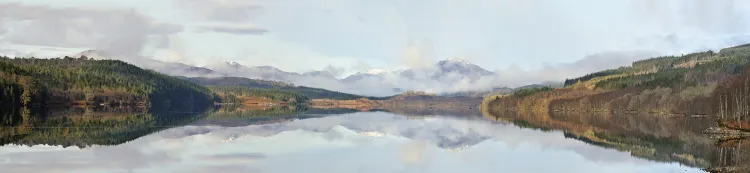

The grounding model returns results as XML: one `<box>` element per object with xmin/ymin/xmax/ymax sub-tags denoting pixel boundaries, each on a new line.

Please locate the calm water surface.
<box><xmin>0</xmin><ymin>109</ymin><xmax>714</xmax><ymax>173</ymax></box>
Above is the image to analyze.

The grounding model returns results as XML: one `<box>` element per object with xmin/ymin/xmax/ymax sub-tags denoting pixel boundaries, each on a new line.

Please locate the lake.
<box><xmin>0</xmin><ymin>107</ymin><xmax>743</xmax><ymax>173</ymax></box>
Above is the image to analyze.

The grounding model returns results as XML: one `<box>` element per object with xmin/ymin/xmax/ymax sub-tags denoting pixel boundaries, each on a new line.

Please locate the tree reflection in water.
<box><xmin>482</xmin><ymin>110</ymin><xmax>749</xmax><ymax>173</ymax></box>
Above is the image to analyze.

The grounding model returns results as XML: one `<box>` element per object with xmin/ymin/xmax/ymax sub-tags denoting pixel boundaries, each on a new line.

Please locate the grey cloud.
<box><xmin>174</xmin><ymin>0</ymin><xmax>263</xmax><ymax>22</ymax></box>
<box><xmin>322</xmin><ymin>65</ymin><xmax>347</xmax><ymax>77</ymax></box>
<box><xmin>455</xmin><ymin>50</ymin><xmax>660</xmax><ymax>91</ymax></box>
<box><xmin>150</xmin><ymin>22</ymin><xmax>185</xmax><ymax>35</ymax></box>
<box><xmin>172</xmin><ymin>0</ymin><xmax>268</xmax><ymax>37</ymax></box>
<box><xmin>196</xmin><ymin>23</ymin><xmax>269</xmax><ymax>35</ymax></box>
<box><xmin>401</xmin><ymin>39</ymin><xmax>434</xmax><ymax>69</ymax></box>
<box><xmin>0</xmin><ymin>3</ymin><xmax>183</xmax><ymax>58</ymax></box>
<box><xmin>563</xmin><ymin>51</ymin><xmax>660</xmax><ymax>72</ymax></box>
<box><xmin>147</xmin><ymin>35</ymin><xmax>171</xmax><ymax>49</ymax></box>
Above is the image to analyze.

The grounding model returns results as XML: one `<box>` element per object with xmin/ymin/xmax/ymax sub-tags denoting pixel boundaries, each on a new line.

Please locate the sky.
<box><xmin>1</xmin><ymin>0</ymin><xmax>750</xmax><ymax>75</ymax></box>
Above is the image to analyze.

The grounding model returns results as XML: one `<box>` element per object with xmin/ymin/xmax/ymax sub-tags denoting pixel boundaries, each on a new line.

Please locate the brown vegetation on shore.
<box><xmin>310</xmin><ymin>98</ymin><xmax>382</xmax><ymax>111</ymax></box>
<box><xmin>481</xmin><ymin>45</ymin><xmax>750</xmax><ymax>172</ymax></box>
<box><xmin>311</xmin><ymin>95</ymin><xmax>481</xmax><ymax>113</ymax></box>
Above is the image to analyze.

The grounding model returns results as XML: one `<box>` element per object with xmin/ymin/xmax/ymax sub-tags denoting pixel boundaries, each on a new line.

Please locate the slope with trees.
<box><xmin>187</xmin><ymin>77</ymin><xmax>390</xmax><ymax>100</ymax></box>
<box><xmin>484</xmin><ymin>44</ymin><xmax>750</xmax><ymax>132</ymax></box>
<box><xmin>0</xmin><ymin>56</ymin><xmax>216</xmax><ymax>126</ymax></box>
<box><xmin>209</xmin><ymin>86</ymin><xmax>310</xmax><ymax>105</ymax></box>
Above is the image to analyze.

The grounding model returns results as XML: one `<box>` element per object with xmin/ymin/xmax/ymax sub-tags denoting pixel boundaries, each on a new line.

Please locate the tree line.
<box><xmin>1</xmin><ymin>56</ymin><xmax>216</xmax><ymax>126</ymax></box>
<box><xmin>714</xmin><ymin>66</ymin><xmax>750</xmax><ymax>129</ymax></box>
<box><xmin>208</xmin><ymin>86</ymin><xmax>310</xmax><ymax>105</ymax></box>
<box><xmin>488</xmin><ymin>43</ymin><xmax>750</xmax><ymax>122</ymax></box>
<box><xmin>188</xmin><ymin>76</ymin><xmax>389</xmax><ymax>100</ymax></box>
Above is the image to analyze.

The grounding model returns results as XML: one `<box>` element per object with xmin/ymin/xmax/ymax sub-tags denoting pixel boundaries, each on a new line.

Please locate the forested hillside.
<box><xmin>188</xmin><ymin>77</ymin><xmax>389</xmax><ymax>100</ymax></box>
<box><xmin>209</xmin><ymin>86</ymin><xmax>310</xmax><ymax>105</ymax></box>
<box><xmin>485</xmin><ymin>43</ymin><xmax>750</xmax><ymax>131</ymax></box>
<box><xmin>0</xmin><ymin>56</ymin><xmax>215</xmax><ymax>126</ymax></box>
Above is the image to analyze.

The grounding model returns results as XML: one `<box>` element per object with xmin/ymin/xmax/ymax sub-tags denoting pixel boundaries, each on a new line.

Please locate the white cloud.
<box><xmin>193</xmin><ymin>32</ymin><xmax>368</xmax><ymax>74</ymax></box>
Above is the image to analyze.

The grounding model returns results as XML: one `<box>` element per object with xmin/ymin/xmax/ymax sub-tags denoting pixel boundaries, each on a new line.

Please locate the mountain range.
<box><xmin>207</xmin><ymin>57</ymin><xmax>495</xmax><ymax>82</ymax></box>
<box><xmin>74</xmin><ymin>50</ymin><xmax>228</xmax><ymax>78</ymax></box>
<box><xmin>0</xmin><ymin>48</ymin><xmax>550</xmax><ymax>97</ymax></box>
<box><xmin>68</xmin><ymin>49</ymin><xmax>503</xmax><ymax>96</ymax></box>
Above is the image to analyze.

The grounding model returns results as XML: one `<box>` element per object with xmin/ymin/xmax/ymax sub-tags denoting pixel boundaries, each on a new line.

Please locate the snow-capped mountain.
<box><xmin>366</xmin><ymin>69</ymin><xmax>387</xmax><ymax>75</ymax></box>
<box><xmin>341</xmin><ymin>70</ymin><xmax>391</xmax><ymax>83</ymax></box>
<box><xmin>435</xmin><ymin>57</ymin><xmax>495</xmax><ymax>78</ymax></box>
<box><xmin>385</xmin><ymin>57</ymin><xmax>495</xmax><ymax>84</ymax></box>
<box><xmin>199</xmin><ymin>58</ymin><xmax>499</xmax><ymax>96</ymax></box>
<box><xmin>207</xmin><ymin>61</ymin><xmax>304</xmax><ymax>82</ymax></box>
<box><xmin>345</xmin><ymin>58</ymin><xmax>494</xmax><ymax>82</ymax></box>
<box><xmin>340</xmin><ymin>68</ymin><xmax>393</xmax><ymax>82</ymax></box>
<box><xmin>302</xmin><ymin>70</ymin><xmax>336</xmax><ymax>78</ymax></box>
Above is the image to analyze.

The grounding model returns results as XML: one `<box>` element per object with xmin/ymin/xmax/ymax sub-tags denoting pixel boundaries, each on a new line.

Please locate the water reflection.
<box><xmin>482</xmin><ymin>110</ymin><xmax>749</xmax><ymax>173</ymax></box>
<box><xmin>0</xmin><ymin>106</ymin><xmax>207</xmax><ymax>148</ymax></box>
<box><xmin>0</xmin><ymin>109</ymin><xmax>706</xmax><ymax>173</ymax></box>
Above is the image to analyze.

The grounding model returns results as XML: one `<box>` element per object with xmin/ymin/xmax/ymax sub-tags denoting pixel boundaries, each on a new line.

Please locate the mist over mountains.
<box><xmin>2</xmin><ymin>47</ymin><xmax>656</xmax><ymax>97</ymax></box>
<box><xmin>205</xmin><ymin>57</ymin><xmax>499</xmax><ymax>96</ymax></box>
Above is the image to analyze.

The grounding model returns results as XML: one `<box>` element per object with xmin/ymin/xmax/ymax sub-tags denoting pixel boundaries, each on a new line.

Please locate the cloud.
<box><xmin>3</xmin><ymin>0</ymin><xmax>748</xmax><ymax>97</ymax></box>
<box><xmin>401</xmin><ymin>39</ymin><xmax>433</xmax><ymax>69</ymax></box>
<box><xmin>400</xmin><ymin>140</ymin><xmax>429</xmax><ymax>165</ymax></box>
<box><xmin>319</xmin><ymin>65</ymin><xmax>347</xmax><ymax>77</ymax></box>
<box><xmin>245</xmin><ymin>50</ymin><xmax>657</xmax><ymax>96</ymax></box>
<box><xmin>198</xmin><ymin>153</ymin><xmax>267</xmax><ymax>163</ymax></box>
<box><xmin>240</xmin><ymin>0</ymin><xmax>750</xmax><ymax>72</ymax></box>
<box><xmin>0</xmin><ymin>2</ymin><xmax>183</xmax><ymax>58</ymax></box>
<box><xmin>196</xmin><ymin>23</ymin><xmax>269</xmax><ymax>35</ymax></box>
<box><xmin>443</xmin><ymin>51</ymin><xmax>660</xmax><ymax>92</ymax></box>
<box><xmin>173</xmin><ymin>0</ymin><xmax>263</xmax><ymax>22</ymax></box>
<box><xmin>179</xmin><ymin>165</ymin><xmax>263</xmax><ymax>173</ymax></box>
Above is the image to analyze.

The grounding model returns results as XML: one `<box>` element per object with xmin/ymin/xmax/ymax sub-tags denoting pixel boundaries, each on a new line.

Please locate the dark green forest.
<box><xmin>0</xmin><ymin>56</ymin><xmax>216</xmax><ymax>126</ymax></box>
<box><xmin>209</xmin><ymin>86</ymin><xmax>310</xmax><ymax>104</ymax></box>
<box><xmin>511</xmin><ymin>86</ymin><xmax>554</xmax><ymax>97</ymax></box>
<box><xmin>562</xmin><ymin>49</ymin><xmax>742</xmax><ymax>89</ymax></box>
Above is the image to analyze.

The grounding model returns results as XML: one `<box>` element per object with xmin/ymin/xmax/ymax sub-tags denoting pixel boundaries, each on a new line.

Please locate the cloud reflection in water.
<box><xmin>0</xmin><ymin>112</ymin><xmax>705</xmax><ymax>173</ymax></box>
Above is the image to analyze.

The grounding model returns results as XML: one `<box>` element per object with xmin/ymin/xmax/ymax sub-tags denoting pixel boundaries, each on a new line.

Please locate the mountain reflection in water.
<box><xmin>0</xmin><ymin>106</ymin><xmax>710</xmax><ymax>173</ymax></box>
